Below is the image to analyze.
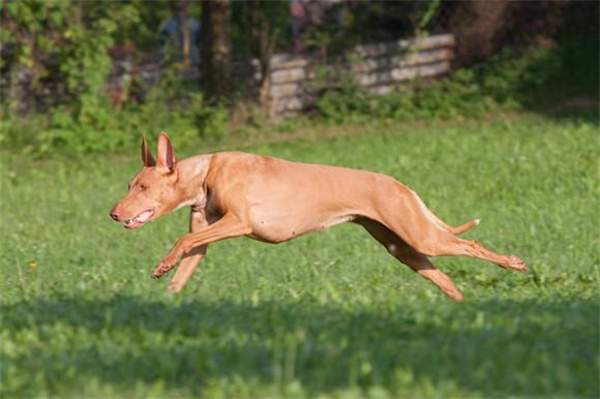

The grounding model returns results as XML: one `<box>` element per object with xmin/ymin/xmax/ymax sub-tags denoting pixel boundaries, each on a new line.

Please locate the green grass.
<box><xmin>1</xmin><ymin>114</ymin><xmax>599</xmax><ymax>398</ymax></box>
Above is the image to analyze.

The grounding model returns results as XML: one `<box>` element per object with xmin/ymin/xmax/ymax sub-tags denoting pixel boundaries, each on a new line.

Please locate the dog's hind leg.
<box><xmin>356</xmin><ymin>218</ymin><xmax>464</xmax><ymax>302</ymax></box>
<box><xmin>372</xmin><ymin>180</ymin><xmax>526</xmax><ymax>272</ymax></box>
<box><xmin>429</xmin><ymin>237</ymin><xmax>528</xmax><ymax>272</ymax></box>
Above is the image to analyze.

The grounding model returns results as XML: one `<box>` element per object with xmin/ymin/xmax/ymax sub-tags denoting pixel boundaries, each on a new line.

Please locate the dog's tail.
<box><xmin>449</xmin><ymin>218</ymin><xmax>480</xmax><ymax>235</ymax></box>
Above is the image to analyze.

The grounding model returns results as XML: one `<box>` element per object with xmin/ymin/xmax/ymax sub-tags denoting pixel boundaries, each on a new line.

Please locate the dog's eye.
<box><xmin>139</xmin><ymin>184</ymin><xmax>147</xmax><ymax>191</ymax></box>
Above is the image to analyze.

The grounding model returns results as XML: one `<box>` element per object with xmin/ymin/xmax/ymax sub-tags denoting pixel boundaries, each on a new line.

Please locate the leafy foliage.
<box><xmin>317</xmin><ymin>39</ymin><xmax>599</xmax><ymax>124</ymax></box>
<box><xmin>0</xmin><ymin>62</ymin><xmax>232</xmax><ymax>156</ymax></box>
<box><xmin>1</xmin><ymin>1</ymin><xmax>597</xmax><ymax>157</ymax></box>
<box><xmin>1</xmin><ymin>1</ymin><xmax>140</xmax><ymax>113</ymax></box>
<box><xmin>0</xmin><ymin>1</ymin><xmax>244</xmax><ymax>156</ymax></box>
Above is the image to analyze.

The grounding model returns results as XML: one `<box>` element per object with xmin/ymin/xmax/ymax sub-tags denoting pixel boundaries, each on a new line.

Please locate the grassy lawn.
<box><xmin>1</xmin><ymin>113</ymin><xmax>598</xmax><ymax>398</ymax></box>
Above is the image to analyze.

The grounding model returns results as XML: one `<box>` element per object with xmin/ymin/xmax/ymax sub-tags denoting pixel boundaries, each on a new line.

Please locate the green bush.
<box><xmin>2</xmin><ymin>37</ymin><xmax>596</xmax><ymax>158</ymax></box>
<box><xmin>1</xmin><ymin>1</ymin><xmax>140</xmax><ymax>114</ymax></box>
<box><xmin>0</xmin><ymin>67</ymin><xmax>229</xmax><ymax>157</ymax></box>
<box><xmin>0</xmin><ymin>1</ymin><xmax>233</xmax><ymax>157</ymax></box>
<box><xmin>317</xmin><ymin>39</ymin><xmax>599</xmax><ymax>124</ymax></box>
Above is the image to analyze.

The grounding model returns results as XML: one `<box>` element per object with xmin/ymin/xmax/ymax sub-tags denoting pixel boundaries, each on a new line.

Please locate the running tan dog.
<box><xmin>110</xmin><ymin>133</ymin><xmax>527</xmax><ymax>301</ymax></box>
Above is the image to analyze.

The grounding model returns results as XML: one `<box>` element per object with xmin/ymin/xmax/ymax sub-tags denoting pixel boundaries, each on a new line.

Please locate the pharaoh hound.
<box><xmin>110</xmin><ymin>133</ymin><xmax>527</xmax><ymax>301</ymax></box>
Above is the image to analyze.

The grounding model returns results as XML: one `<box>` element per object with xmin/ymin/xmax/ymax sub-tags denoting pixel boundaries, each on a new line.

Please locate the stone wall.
<box><xmin>251</xmin><ymin>33</ymin><xmax>455</xmax><ymax>117</ymax></box>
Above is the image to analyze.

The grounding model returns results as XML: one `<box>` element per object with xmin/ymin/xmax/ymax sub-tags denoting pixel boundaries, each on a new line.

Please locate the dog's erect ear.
<box><xmin>156</xmin><ymin>132</ymin><xmax>176</xmax><ymax>171</ymax></box>
<box><xmin>141</xmin><ymin>136</ymin><xmax>156</xmax><ymax>167</ymax></box>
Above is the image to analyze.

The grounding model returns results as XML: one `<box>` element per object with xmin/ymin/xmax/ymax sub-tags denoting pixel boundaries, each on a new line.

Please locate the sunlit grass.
<box><xmin>1</xmin><ymin>114</ymin><xmax>598</xmax><ymax>398</ymax></box>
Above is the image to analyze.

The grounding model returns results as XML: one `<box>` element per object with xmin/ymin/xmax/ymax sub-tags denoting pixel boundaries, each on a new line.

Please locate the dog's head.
<box><xmin>110</xmin><ymin>133</ymin><xmax>185</xmax><ymax>229</ymax></box>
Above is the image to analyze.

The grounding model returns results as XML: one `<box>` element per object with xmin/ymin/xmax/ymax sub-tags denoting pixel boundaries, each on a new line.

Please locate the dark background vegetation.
<box><xmin>1</xmin><ymin>0</ymin><xmax>598</xmax><ymax>156</ymax></box>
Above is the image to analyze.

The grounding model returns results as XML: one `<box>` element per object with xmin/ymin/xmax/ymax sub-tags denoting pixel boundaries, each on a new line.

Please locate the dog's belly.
<box><xmin>247</xmin><ymin>208</ymin><xmax>356</xmax><ymax>244</ymax></box>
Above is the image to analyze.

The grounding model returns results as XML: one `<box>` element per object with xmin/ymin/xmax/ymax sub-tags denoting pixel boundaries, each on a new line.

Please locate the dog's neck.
<box><xmin>174</xmin><ymin>154</ymin><xmax>213</xmax><ymax>210</ymax></box>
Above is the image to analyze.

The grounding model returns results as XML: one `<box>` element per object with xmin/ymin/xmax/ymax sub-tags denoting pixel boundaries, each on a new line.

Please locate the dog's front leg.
<box><xmin>166</xmin><ymin>208</ymin><xmax>209</xmax><ymax>293</ymax></box>
<box><xmin>152</xmin><ymin>213</ymin><xmax>251</xmax><ymax>279</ymax></box>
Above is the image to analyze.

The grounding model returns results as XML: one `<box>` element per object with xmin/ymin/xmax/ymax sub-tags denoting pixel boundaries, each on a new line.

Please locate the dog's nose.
<box><xmin>110</xmin><ymin>209</ymin><xmax>120</xmax><ymax>221</ymax></box>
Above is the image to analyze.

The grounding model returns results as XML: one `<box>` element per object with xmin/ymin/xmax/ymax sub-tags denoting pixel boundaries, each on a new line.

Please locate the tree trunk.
<box><xmin>243</xmin><ymin>1</ymin><xmax>278</xmax><ymax>112</ymax></box>
<box><xmin>201</xmin><ymin>0</ymin><xmax>231</xmax><ymax>100</ymax></box>
<box><xmin>447</xmin><ymin>0</ymin><xmax>510</xmax><ymax>66</ymax></box>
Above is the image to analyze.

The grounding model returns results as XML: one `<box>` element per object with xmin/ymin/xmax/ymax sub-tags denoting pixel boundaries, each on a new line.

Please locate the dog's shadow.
<box><xmin>2</xmin><ymin>295</ymin><xmax>597</xmax><ymax>397</ymax></box>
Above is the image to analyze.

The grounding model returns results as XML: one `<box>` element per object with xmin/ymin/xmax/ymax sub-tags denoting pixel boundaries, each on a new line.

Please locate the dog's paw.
<box><xmin>152</xmin><ymin>256</ymin><xmax>178</xmax><ymax>279</ymax></box>
<box><xmin>167</xmin><ymin>281</ymin><xmax>184</xmax><ymax>293</ymax></box>
<box><xmin>151</xmin><ymin>265</ymin><xmax>166</xmax><ymax>279</ymax></box>
<box><xmin>506</xmin><ymin>255</ymin><xmax>528</xmax><ymax>272</ymax></box>
<box><xmin>151</xmin><ymin>270</ymin><xmax>164</xmax><ymax>280</ymax></box>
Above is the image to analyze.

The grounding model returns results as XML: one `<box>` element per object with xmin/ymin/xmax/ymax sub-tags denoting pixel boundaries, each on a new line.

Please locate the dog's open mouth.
<box><xmin>124</xmin><ymin>209</ymin><xmax>154</xmax><ymax>229</ymax></box>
